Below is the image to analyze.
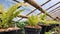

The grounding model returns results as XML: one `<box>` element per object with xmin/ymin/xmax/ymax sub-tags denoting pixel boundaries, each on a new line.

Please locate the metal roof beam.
<box><xmin>46</xmin><ymin>2</ymin><xmax>60</xmax><ymax>10</ymax></box>
<box><xmin>49</xmin><ymin>6</ymin><xmax>60</xmax><ymax>12</ymax></box>
<box><xmin>16</xmin><ymin>0</ymin><xmax>51</xmax><ymax>20</ymax></box>
<box><xmin>37</xmin><ymin>6</ymin><xmax>60</xmax><ymax>15</ymax></box>
<box><xmin>24</xmin><ymin>0</ymin><xmax>54</xmax><ymax>19</ymax></box>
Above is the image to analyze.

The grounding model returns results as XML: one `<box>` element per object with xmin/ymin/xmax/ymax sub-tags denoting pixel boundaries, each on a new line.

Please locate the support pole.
<box><xmin>24</xmin><ymin>0</ymin><xmax>55</xmax><ymax>20</ymax></box>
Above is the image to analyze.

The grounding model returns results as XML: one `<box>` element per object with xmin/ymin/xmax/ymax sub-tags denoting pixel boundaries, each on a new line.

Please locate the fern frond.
<box><xmin>28</xmin><ymin>15</ymin><xmax>39</xmax><ymax>26</ymax></box>
<box><xmin>7</xmin><ymin>4</ymin><xmax>19</xmax><ymax>14</ymax></box>
<box><xmin>0</xmin><ymin>4</ymin><xmax>4</xmax><ymax>12</ymax></box>
<box><xmin>40</xmin><ymin>13</ymin><xmax>47</xmax><ymax>20</ymax></box>
<box><xmin>13</xmin><ymin>10</ymin><xmax>24</xmax><ymax>17</ymax></box>
<box><xmin>0</xmin><ymin>3</ymin><xmax>25</xmax><ymax>28</ymax></box>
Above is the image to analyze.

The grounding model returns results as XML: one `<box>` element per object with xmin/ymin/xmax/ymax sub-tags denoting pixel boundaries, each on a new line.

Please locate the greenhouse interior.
<box><xmin>0</xmin><ymin>0</ymin><xmax>60</xmax><ymax>34</ymax></box>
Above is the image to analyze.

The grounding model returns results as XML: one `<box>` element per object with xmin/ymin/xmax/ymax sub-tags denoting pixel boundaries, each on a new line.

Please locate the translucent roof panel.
<box><xmin>42</xmin><ymin>0</ymin><xmax>60</xmax><ymax>10</ymax></box>
<box><xmin>34</xmin><ymin>0</ymin><xmax>48</xmax><ymax>5</ymax></box>
<box><xmin>19</xmin><ymin>5</ymin><xmax>36</xmax><ymax>16</ymax></box>
<box><xmin>12</xmin><ymin>17</ymin><xmax>22</xmax><ymax>22</ymax></box>
<box><xmin>29</xmin><ymin>9</ymin><xmax>41</xmax><ymax>16</ymax></box>
<box><xmin>50</xmin><ymin>10</ymin><xmax>60</xmax><ymax>18</ymax></box>
<box><xmin>20</xmin><ymin>18</ymin><xmax>27</xmax><ymax>21</ymax></box>
<box><xmin>0</xmin><ymin>0</ymin><xmax>60</xmax><ymax>20</ymax></box>
<box><xmin>47</xmin><ymin>4</ymin><xmax>60</xmax><ymax>12</ymax></box>
<box><xmin>49</xmin><ymin>7</ymin><xmax>60</xmax><ymax>14</ymax></box>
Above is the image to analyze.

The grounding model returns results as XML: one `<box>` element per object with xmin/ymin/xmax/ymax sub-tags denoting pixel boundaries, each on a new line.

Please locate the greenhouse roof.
<box><xmin>0</xmin><ymin>0</ymin><xmax>60</xmax><ymax>21</ymax></box>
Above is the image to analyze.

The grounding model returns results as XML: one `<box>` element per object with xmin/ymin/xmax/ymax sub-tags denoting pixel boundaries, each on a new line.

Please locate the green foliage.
<box><xmin>40</xmin><ymin>20</ymin><xmax>59</xmax><ymax>25</ymax></box>
<box><xmin>39</xmin><ymin>12</ymin><xmax>47</xmax><ymax>24</ymax></box>
<box><xmin>17</xmin><ymin>21</ymin><xmax>25</xmax><ymax>28</ymax></box>
<box><xmin>0</xmin><ymin>4</ymin><xmax>24</xmax><ymax>28</ymax></box>
<box><xmin>40</xmin><ymin>12</ymin><xmax>47</xmax><ymax>20</ymax></box>
<box><xmin>0</xmin><ymin>4</ymin><xmax>4</xmax><ymax>12</ymax></box>
<box><xmin>28</xmin><ymin>15</ymin><xmax>39</xmax><ymax>26</ymax></box>
<box><xmin>45</xmin><ymin>31</ymin><xmax>52</xmax><ymax>34</ymax></box>
<box><xmin>52</xmin><ymin>27</ymin><xmax>60</xmax><ymax>32</ymax></box>
<box><xmin>41</xmin><ymin>20</ymin><xmax>55</xmax><ymax>25</ymax></box>
<box><xmin>49</xmin><ymin>21</ymin><xmax>59</xmax><ymax>24</ymax></box>
<box><xmin>39</xmin><ymin>12</ymin><xmax>59</xmax><ymax>25</ymax></box>
<box><xmin>45</xmin><ymin>27</ymin><xmax>60</xmax><ymax>34</ymax></box>
<box><xmin>39</xmin><ymin>12</ymin><xmax>48</xmax><ymax>25</ymax></box>
<box><xmin>17</xmin><ymin>21</ymin><xmax>25</xmax><ymax>34</ymax></box>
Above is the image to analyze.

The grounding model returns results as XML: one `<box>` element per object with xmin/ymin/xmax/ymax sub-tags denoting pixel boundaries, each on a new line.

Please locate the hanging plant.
<box><xmin>0</xmin><ymin>2</ymin><xmax>26</xmax><ymax>34</ymax></box>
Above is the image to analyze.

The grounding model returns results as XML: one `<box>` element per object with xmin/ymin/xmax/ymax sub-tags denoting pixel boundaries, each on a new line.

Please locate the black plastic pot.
<box><xmin>39</xmin><ymin>25</ymin><xmax>52</xmax><ymax>34</ymax></box>
<box><xmin>50</xmin><ymin>24</ymin><xmax>59</xmax><ymax>27</ymax></box>
<box><xmin>0</xmin><ymin>29</ymin><xmax>21</xmax><ymax>34</ymax></box>
<box><xmin>24</xmin><ymin>27</ymin><xmax>41</xmax><ymax>34</ymax></box>
<box><xmin>49</xmin><ymin>24</ymin><xmax>59</xmax><ymax>30</ymax></box>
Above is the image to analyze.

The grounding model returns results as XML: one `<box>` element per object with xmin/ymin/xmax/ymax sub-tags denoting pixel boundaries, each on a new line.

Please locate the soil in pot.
<box><xmin>24</xmin><ymin>25</ymin><xmax>42</xmax><ymax>34</ymax></box>
<box><xmin>0</xmin><ymin>27</ymin><xmax>21</xmax><ymax>34</ymax></box>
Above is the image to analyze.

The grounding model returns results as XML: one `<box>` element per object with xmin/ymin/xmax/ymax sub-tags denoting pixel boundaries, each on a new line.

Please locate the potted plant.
<box><xmin>51</xmin><ymin>26</ymin><xmax>60</xmax><ymax>34</ymax></box>
<box><xmin>50</xmin><ymin>20</ymin><xmax>59</xmax><ymax>28</ymax></box>
<box><xmin>38</xmin><ymin>12</ymin><xmax>55</xmax><ymax>34</ymax></box>
<box><xmin>16</xmin><ymin>21</ymin><xmax>26</xmax><ymax>34</ymax></box>
<box><xmin>39</xmin><ymin>20</ymin><xmax>51</xmax><ymax>34</ymax></box>
<box><xmin>0</xmin><ymin>3</ymin><xmax>25</xmax><ymax>34</ymax></box>
<box><xmin>24</xmin><ymin>15</ymin><xmax>42</xmax><ymax>34</ymax></box>
<box><xmin>38</xmin><ymin>13</ymin><xmax>50</xmax><ymax>34</ymax></box>
<box><xmin>44</xmin><ymin>20</ymin><xmax>59</xmax><ymax>31</ymax></box>
<box><xmin>39</xmin><ymin>12</ymin><xmax>60</xmax><ymax>34</ymax></box>
<box><xmin>45</xmin><ymin>27</ymin><xmax>60</xmax><ymax>34</ymax></box>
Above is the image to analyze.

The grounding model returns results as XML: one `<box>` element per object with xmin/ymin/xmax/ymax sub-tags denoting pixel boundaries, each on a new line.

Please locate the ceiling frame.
<box><xmin>13</xmin><ymin>0</ymin><xmax>60</xmax><ymax>20</ymax></box>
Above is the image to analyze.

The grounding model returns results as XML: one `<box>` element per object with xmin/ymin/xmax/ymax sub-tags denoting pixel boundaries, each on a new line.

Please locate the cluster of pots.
<box><xmin>0</xmin><ymin>24</ymin><xmax>59</xmax><ymax>34</ymax></box>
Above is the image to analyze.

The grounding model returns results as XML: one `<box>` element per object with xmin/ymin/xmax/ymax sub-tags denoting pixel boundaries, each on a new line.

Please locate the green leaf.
<box><xmin>28</xmin><ymin>15</ymin><xmax>39</xmax><ymax>26</ymax></box>
<box><xmin>0</xmin><ymin>3</ymin><xmax>25</xmax><ymax>28</ymax></box>
<box><xmin>0</xmin><ymin>4</ymin><xmax>4</xmax><ymax>12</ymax></box>
<box><xmin>7</xmin><ymin>4</ymin><xmax>19</xmax><ymax>14</ymax></box>
<box><xmin>13</xmin><ymin>10</ymin><xmax>24</xmax><ymax>17</ymax></box>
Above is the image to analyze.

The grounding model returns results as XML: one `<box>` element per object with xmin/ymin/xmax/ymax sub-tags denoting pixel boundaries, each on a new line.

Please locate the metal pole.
<box><xmin>24</xmin><ymin>0</ymin><xmax>55</xmax><ymax>19</ymax></box>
